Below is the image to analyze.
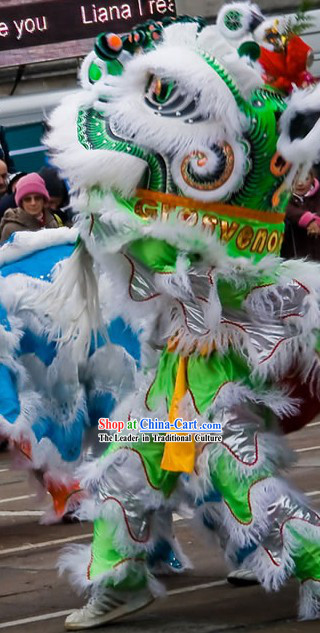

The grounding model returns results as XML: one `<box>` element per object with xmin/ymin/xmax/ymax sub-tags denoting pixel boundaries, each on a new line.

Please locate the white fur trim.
<box><xmin>278</xmin><ymin>83</ymin><xmax>320</xmax><ymax>170</ymax></box>
<box><xmin>46</xmin><ymin>92</ymin><xmax>147</xmax><ymax>196</ymax></box>
<box><xmin>58</xmin><ymin>544</ymin><xmax>164</xmax><ymax>597</ymax></box>
<box><xmin>217</xmin><ymin>2</ymin><xmax>263</xmax><ymax>41</ymax></box>
<box><xmin>0</xmin><ymin>228</ymin><xmax>77</xmax><ymax>267</ymax></box>
<box><xmin>30</xmin><ymin>240</ymin><xmax>102</xmax><ymax>363</ymax></box>
<box><xmin>299</xmin><ymin>580</ymin><xmax>320</xmax><ymax>620</ymax></box>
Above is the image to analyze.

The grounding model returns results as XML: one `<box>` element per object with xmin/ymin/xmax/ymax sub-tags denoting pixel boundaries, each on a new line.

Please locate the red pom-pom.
<box><xmin>106</xmin><ymin>33</ymin><xmax>122</xmax><ymax>52</ymax></box>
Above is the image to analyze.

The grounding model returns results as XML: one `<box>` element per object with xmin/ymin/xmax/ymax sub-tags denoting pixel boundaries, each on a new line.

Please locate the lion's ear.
<box><xmin>277</xmin><ymin>84</ymin><xmax>320</xmax><ymax>171</ymax></box>
<box><xmin>217</xmin><ymin>2</ymin><xmax>264</xmax><ymax>42</ymax></box>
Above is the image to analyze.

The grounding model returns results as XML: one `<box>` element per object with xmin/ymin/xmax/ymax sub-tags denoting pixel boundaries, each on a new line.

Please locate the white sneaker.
<box><xmin>227</xmin><ymin>568</ymin><xmax>259</xmax><ymax>587</ymax></box>
<box><xmin>65</xmin><ymin>587</ymin><xmax>154</xmax><ymax>630</ymax></box>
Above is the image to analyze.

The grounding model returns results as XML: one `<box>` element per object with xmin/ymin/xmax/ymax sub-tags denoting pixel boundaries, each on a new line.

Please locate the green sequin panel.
<box><xmin>287</xmin><ymin>526</ymin><xmax>320</xmax><ymax>582</ymax></box>
<box><xmin>210</xmin><ymin>454</ymin><xmax>271</xmax><ymax>524</ymax></box>
<box><xmin>77</xmin><ymin>108</ymin><xmax>167</xmax><ymax>192</ymax></box>
<box><xmin>90</xmin><ymin>518</ymin><xmax>147</xmax><ymax>589</ymax></box>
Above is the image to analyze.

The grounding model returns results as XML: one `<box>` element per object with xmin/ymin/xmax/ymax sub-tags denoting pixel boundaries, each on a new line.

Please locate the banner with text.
<box><xmin>0</xmin><ymin>0</ymin><xmax>176</xmax><ymax>67</ymax></box>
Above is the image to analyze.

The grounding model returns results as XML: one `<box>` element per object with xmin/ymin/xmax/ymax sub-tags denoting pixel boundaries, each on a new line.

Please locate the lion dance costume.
<box><xmin>41</xmin><ymin>2</ymin><xmax>320</xmax><ymax>628</ymax></box>
<box><xmin>0</xmin><ymin>228</ymin><xmax>140</xmax><ymax>522</ymax></box>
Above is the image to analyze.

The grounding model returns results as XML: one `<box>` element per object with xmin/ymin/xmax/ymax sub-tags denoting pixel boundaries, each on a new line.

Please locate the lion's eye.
<box><xmin>146</xmin><ymin>75</ymin><xmax>176</xmax><ymax>105</ymax></box>
<box><xmin>144</xmin><ymin>73</ymin><xmax>200</xmax><ymax>122</ymax></box>
<box><xmin>89</xmin><ymin>61</ymin><xmax>103</xmax><ymax>83</ymax></box>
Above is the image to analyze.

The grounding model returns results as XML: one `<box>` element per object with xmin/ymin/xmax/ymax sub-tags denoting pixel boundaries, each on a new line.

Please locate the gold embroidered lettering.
<box><xmin>134</xmin><ymin>199</ymin><xmax>158</xmax><ymax>219</ymax></box>
<box><xmin>251</xmin><ymin>228</ymin><xmax>268</xmax><ymax>254</ymax></box>
<box><xmin>220</xmin><ymin>220</ymin><xmax>240</xmax><ymax>242</ymax></box>
<box><xmin>202</xmin><ymin>214</ymin><xmax>218</xmax><ymax>233</ymax></box>
<box><xmin>161</xmin><ymin>204</ymin><xmax>172</xmax><ymax>221</ymax></box>
<box><xmin>236</xmin><ymin>226</ymin><xmax>254</xmax><ymax>250</ymax></box>
<box><xmin>267</xmin><ymin>230</ymin><xmax>279</xmax><ymax>253</ymax></box>
<box><xmin>178</xmin><ymin>208</ymin><xmax>198</xmax><ymax>226</ymax></box>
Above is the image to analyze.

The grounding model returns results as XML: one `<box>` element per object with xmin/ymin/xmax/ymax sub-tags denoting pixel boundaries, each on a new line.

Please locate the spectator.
<box><xmin>0</xmin><ymin>172</ymin><xmax>26</xmax><ymax>219</ymax></box>
<box><xmin>281</xmin><ymin>169</ymin><xmax>320</xmax><ymax>261</ymax></box>
<box><xmin>0</xmin><ymin>160</ymin><xmax>8</xmax><ymax>200</ymax></box>
<box><xmin>39</xmin><ymin>166</ymin><xmax>74</xmax><ymax>226</ymax></box>
<box><xmin>0</xmin><ymin>126</ymin><xmax>15</xmax><ymax>173</ymax></box>
<box><xmin>0</xmin><ymin>173</ymin><xmax>59</xmax><ymax>243</ymax></box>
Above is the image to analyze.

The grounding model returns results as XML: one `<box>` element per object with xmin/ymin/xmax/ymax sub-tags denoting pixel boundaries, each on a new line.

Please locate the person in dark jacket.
<box><xmin>281</xmin><ymin>169</ymin><xmax>320</xmax><ymax>261</ymax></box>
<box><xmin>39</xmin><ymin>166</ymin><xmax>74</xmax><ymax>226</ymax></box>
<box><xmin>0</xmin><ymin>173</ymin><xmax>59</xmax><ymax>242</ymax></box>
<box><xmin>0</xmin><ymin>160</ymin><xmax>8</xmax><ymax>200</ymax></box>
<box><xmin>0</xmin><ymin>126</ymin><xmax>15</xmax><ymax>173</ymax></box>
<box><xmin>0</xmin><ymin>172</ymin><xmax>26</xmax><ymax>219</ymax></box>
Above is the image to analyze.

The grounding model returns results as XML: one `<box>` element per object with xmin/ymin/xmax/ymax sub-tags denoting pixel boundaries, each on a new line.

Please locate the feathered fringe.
<box><xmin>40</xmin><ymin>487</ymin><xmax>85</xmax><ymax>526</ymax></box>
<box><xmin>0</xmin><ymin>227</ymin><xmax>78</xmax><ymax>267</ymax></box>
<box><xmin>278</xmin><ymin>82</ymin><xmax>320</xmax><ymax>168</ymax></box>
<box><xmin>0</xmin><ymin>390</ymin><xmax>42</xmax><ymax>441</ymax></box>
<box><xmin>205</xmin><ymin>431</ymin><xmax>294</xmax><ymax>479</ymax></box>
<box><xmin>76</xmin><ymin>191</ymin><xmax>283</xmax><ymax>285</ymax></box>
<box><xmin>190</xmin><ymin>416</ymin><xmax>295</xmax><ymax>504</ymax></box>
<box><xmin>57</xmin><ymin>543</ymin><xmax>165</xmax><ymax>597</ymax></box>
<box><xmin>194</xmin><ymin>476</ymin><xmax>291</xmax><ymax>550</ymax></box>
<box><xmin>75</xmin><ymin>497</ymin><xmax>157</xmax><ymax>558</ymax></box>
<box><xmin>45</xmin><ymin>91</ymin><xmax>147</xmax><ymax>196</ymax></box>
<box><xmin>85</xmin><ymin>344</ymin><xmax>136</xmax><ymax>404</ymax></box>
<box><xmin>245</xmin><ymin>519</ymin><xmax>320</xmax><ymax>600</ymax></box>
<box><xmin>151</xmin><ymin>508</ymin><xmax>193</xmax><ymax>575</ymax></box>
<box><xmin>305</xmin><ymin>356</ymin><xmax>320</xmax><ymax>399</ymax></box>
<box><xmin>0</xmin><ymin>320</ymin><xmax>23</xmax><ymax>359</ymax></box>
<box><xmin>244</xmin><ymin>542</ymin><xmax>295</xmax><ymax>592</ymax></box>
<box><xmin>76</xmin><ymin>447</ymin><xmax>165</xmax><ymax>512</ymax></box>
<box><xmin>207</xmin><ymin>381</ymin><xmax>300</xmax><ymax>421</ymax></box>
<box><xmin>77</xmin><ymin>208</ymin><xmax>320</xmax><ymax>381</ymax></box>
<box><xmin>299</xmin><ymin>580</ymin><xmax>320</xmax><ymax>620</ymax></box>
<box><xmin>28</xmin><ymin>240</ymin><xmax>103</xmax><ymax>363</ymax></box>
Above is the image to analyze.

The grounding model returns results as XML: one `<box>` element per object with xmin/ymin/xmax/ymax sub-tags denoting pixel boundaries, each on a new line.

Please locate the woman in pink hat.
<box><xmin>0</xmin><ymin>172</ymin><xmax>59</xmax><ymax>242</ymax></box>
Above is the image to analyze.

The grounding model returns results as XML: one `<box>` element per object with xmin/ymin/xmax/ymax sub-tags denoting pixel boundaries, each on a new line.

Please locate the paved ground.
<box><xmin>0</xmin><ymin>420</ymin><xmax>319</xmax><ymax>633</ymax></box>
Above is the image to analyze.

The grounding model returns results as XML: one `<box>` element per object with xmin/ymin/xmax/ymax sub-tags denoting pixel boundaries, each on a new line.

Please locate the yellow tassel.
<box><xmin>161</xmin><ymin>356</ymin><xmax>196</xmax><ymax>473</ymax></box>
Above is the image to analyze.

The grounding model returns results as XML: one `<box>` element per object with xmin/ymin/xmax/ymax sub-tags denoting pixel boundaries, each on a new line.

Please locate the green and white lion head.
<box><xmin>47</xmin><ymin>4</ymin><xmax>320</xmax><ymax>213</ymax></box>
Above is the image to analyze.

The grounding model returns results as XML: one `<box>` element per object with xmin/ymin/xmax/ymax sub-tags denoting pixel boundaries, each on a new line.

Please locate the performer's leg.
<box><xmin>148</xmin><ymin>507</ymin><xmax>192</xmax><ymax>574</ymax></box>
<box><xmin>196</xmin><ymin>490</ymin><xmax>259</xmax><ymax>586</ymax></box>
<box><xmin>195</xmin><ymin>400</ymin><xmax>320</xmax><ymax>619</ymax></box>
<box><xmin>62</xmin><ymin>440</ymin><xmax>179</xmax><ymax>630</ymax></box>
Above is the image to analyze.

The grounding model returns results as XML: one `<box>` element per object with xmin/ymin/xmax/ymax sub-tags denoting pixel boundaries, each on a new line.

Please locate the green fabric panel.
<box><xmin>217</xmin><ymin>273</ymin><xmax>278</xmax><ymax>311</ymax></box>
<box><xmin>187</xmin><ymin>350</ymin><xmax>251</xmax><ymax>414</ymax></box>
<box><xmin>128</xmin><ymin>237</ymin><xmax>179</xmax><ymax>273</ymax></box>
<box><xmin>106</xmin><ymin>571</ymin><xmax>147</xmax><ymax>591</ymax></box>
<box><xmin>89</xmin><ymin>62</ymin><xmax>102</xmax><ymax>82</ymax></box>
<box><xmin>132</xmin><ymin>438</ymin><xmax>179</xmax><ymax>496</ymax></box>
<box><xmin>210</xmin><ymin>452</ymin><xmax>271</xmax><ymax>524</ymax></box>
<box><xmin>90</xmin><ymin>518</ymin><xmax>147</xmax><ymax>590</ymax></box>
<box><xmin>146</xmin><ymin>348</ymin><xmax>179</xmax><ymax>410</ymax></box>
<box><xmin>217</xmin><ymin>279</ymin><xmax>250</xmax><ymax>310</ymax></box>
<box><xmin>102</xmin><ymin>439</ymin><xmax>179</xmax><ymax>497</ymax></box>
<box><xmin>90</xmin><ymin>518</ymin><xmax>129</xmax><ymax>576</ymax></box>
<box><xmin>287</xmin><ymin>526</ymin><xmax>320</xmax><ymax>582</ymax></box>
<box><xmin>315</xmin><ymin>332</ymin><xmax>320</xmax><ymax>356</ymax></box>
<box><xmin>106</xmin><ymin>59</ymin><xmax>123</xmax><ymax>76</ymax></box>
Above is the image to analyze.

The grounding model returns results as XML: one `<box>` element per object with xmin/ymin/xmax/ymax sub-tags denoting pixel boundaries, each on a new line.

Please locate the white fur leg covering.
<box><xmin>58</xmin><ymin>543</ymin><xmax>165</xmax><ymax>597</ymax></box>
<box><xmin>299</xmin><ymin>580</ymin><xmax>320</xmax><ymax>620</ymax></box>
